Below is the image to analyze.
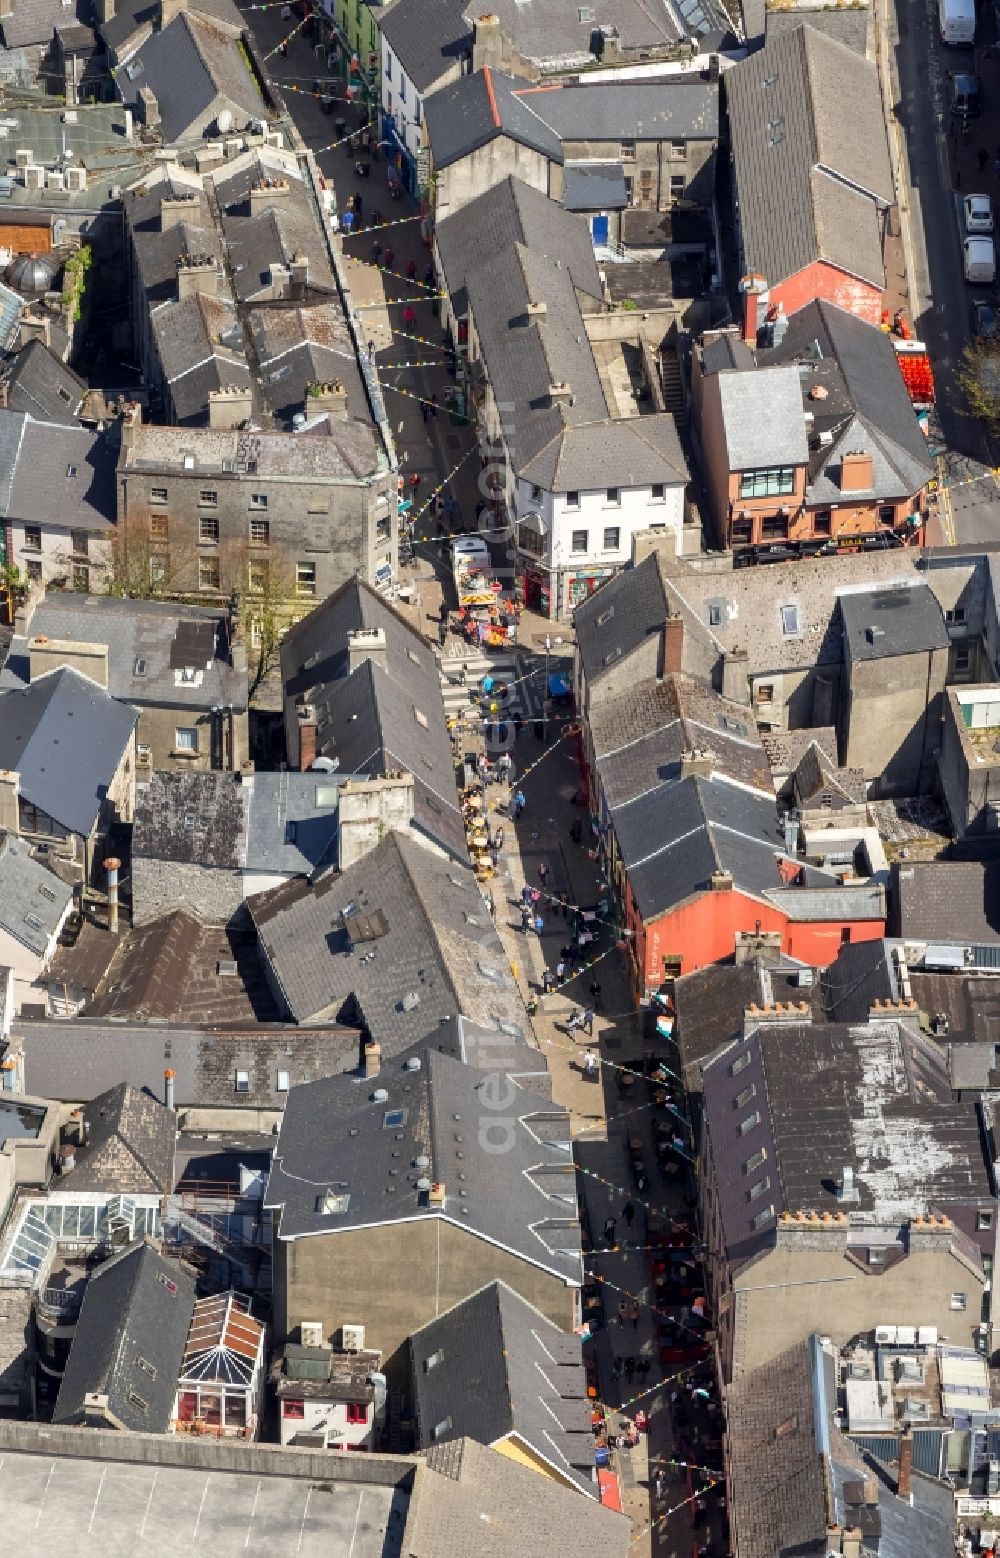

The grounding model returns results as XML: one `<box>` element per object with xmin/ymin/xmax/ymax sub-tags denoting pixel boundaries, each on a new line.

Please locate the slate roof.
<box><xmin>840</xmin><ymin>583</ymin><xmax>949</xmax><ymax>662</ymax></box>
<box><xmin>610</xmin><ymin>770</ymin><xmax>838</xmax><ymax>921</ymax></box>
<box><xmin>0</xmin><ymin>593</ymin><xmax>247</xmax><ymax>713</ymax></box>
<box><xmin>726</xmin><ymin>25</ymin><xmax>892</xmax><ymax>289</ymax></box>
<box><xmin>890</xmin><ymin>860</ymin><xmax>1000</xmax><ymax>944</ymax></box>
<box><xmin>125</xmin><ymin>171</ymin><xmax>221</xmax><ymax>304</ymax></box>
<box><xmin>759</xmin><ymin>299</ymin><xmax>934</xmax><ymax>499</ymax></box>
<box><xmin>152</xmin><ymin>290</ymin><xmax>251</xmax><ymax>425</ymax></box>
<box><xmin>589</xmin><ymin>674</ymin><xmax>771</xmax><ymax>810</ymax></box>
<box><xmin>574</xmin><ymin>551</ymin><xmax>670</xmax><ymax>690</ymax></box>
<box><xmin>212</xmin><ymin>156</ymin><xmax>336</xmax><ymax>302</ymax></box>
<box><xmin>378</xmin><ymin>0</ymin><xmax>471</xmax><ymax>93</ymax></box>
<box><xmin>716</xmin><ymin>364</ymin><xmax>809</xmax><ymax>471</ymax></box>
<box><xmin>791</xmin><ymin>740</ymin><xmax>867</xmax><ymax>805</ymax></box>
<box><xmin>0</xmin><ymin>666</ymin><xmax>138</xmax><ymax>838</ymax></box>
<box><xmin>424</xmin><ymin>70</ymin><xmax>717</xmax><ymax>172</ymax></box>
<box><xmin>0</xmin><ymin>412</ymin><xmax>118</xmax><ymax>532</ymax></box>
<box><xmin>0</xmin><ymin>832</ymin><xmax>72</xmax><ymax>958</ymax></box>
<box><xmin>702</xmin><ymin>1016</ymin><xmax>990</xmax><ymax>1266</ymax></box>
<box><xmin>413</xmin><ymin>1437</ymin><xmax>630</xmax><ymax>1558</ymax></box>
<box><xmin>132</xmin><ymin>769</ymin><xmax>340</xmax><ymax>879</ymax></box>
<box><xmin>409</xmin><ymin>1281</ymin><xmax>593</xmax><ymax>1495</ymax></box>
<box><xmin>1</xmin><ymin>0</ymin><xmax>86</xmax><ymax>48</ymax></box>
<box><xmin>819</xmin><ymin>937</ymin><xmax>894</xmax><ymax>1024</ymax></box>
<box><xmin>53</xmin><ymin>1241</ymin><xmax>195</xmax><ymax>1433</ymax></box>
<box><xmin>70</xmin><ymin>1081</ymin><xmax>177</xmax><ymax>1196</ymax></box>
<box><xmin>13</xmin><ymin>1016</ymin><xmax>358</xmax><ymax>1108</ymax></box>
<box><xmin>248</xmin><ymin>830</ymin><xmax>524</xmax><ymax>1047</ymax></box>
<box><xmin>673</xmin><ymin>954</ymin><xmax>819</xmax><ymax>1088</ymax></box>
<box><xmin>435</xmin><ymin>175</ymin><xmax>602</xmax><ymax>320</ymax></box>
<box><xmin>519</xmin><ymin>413</ymin><xmax>688</xmax><ymax>495</ymax></box>
<box><xmin>115</xmin><ymin>12</ymin><xmax>266</xmax><ymax>144</ymax></box>
<box><xmin>100</xmin><ymin>0</ymin><xmax>242</xmax><ymax>58</ymax></box>
<box><xmin>563</xmin><ymin>164</ymin><xmax>628</xmax><ymax>212</ymax></box>
<box><xmin>2</xmin><ymin>341</ymin><xmax>86</xmax><ymax>426</ymax></box>
<box><xmin>280</xmin><ymin>577</ymin><xmax>465</xmax><ymax>860</ymax></box>
<box><xmin>123</xmin><ymin>417</ymin><xmax>381</xmax><ymax>481</ymax></box>
<box><xmin>264</xmin><ymin>1041</ymin><xmax>582</xmax><ymax>1287</ymax></box>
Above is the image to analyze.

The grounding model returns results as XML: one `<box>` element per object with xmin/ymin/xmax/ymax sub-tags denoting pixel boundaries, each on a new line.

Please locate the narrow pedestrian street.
<box><xmin>242</xmin><ymin>16</ymin><xmax>728</xmax><ymax>1549</ymax></box>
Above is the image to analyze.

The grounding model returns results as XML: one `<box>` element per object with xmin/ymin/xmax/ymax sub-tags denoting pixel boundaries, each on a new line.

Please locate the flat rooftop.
<box><xmin>0</xmin><ymin>1445</ymin><xmax>408</xmax><ymax>1557</ymax></box>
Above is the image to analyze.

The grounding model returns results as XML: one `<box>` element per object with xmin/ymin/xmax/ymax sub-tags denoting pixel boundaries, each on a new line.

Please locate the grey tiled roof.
<box><xmin>281</xmin><ymin>577</ymin><xmax>464</xmax><ymax>860</ymax></box>
<box><xmin>717</xmin><ymin>364</ymin><xmax>808</xmax><ymax>471</ymax></box>
<box><xmin>249</xmin><ymin>830</ymin><xmax>523</xmax><ymax>1045</ymax></box>
<box><xmin>673</xmin><ymin>955</ymin><xmax>820</xmax><ymax>1087</ymax></box>
<box><xmin>890</xmin><ymin>860</ymin><xmax>1000</xmax><ymax>944</ymax></box>
<box><xmin>412</xmin><ymin>1438</ymin><xmax>630</xmax><ymax>1558</ymax></box>
<box><xmin>458</xmin><ymin>0</ymin><xmax>694</xmax><ymax>66</ymax></box>
<box><xmin>761</xmin><ymin>883</ymin><xmax>885</xmax><ymax>921</ymax></box>
<box><xmin>424</xmin><ymin>67</ymin><xmax>563</xmax><ymax>170</ymax></box>
<box><xmin>409</xmin><ymin>1281</ymin><xmax>594</xmax><ymax>1495</ymax></box>
<box><xmin>116</xmin><ymin>12</ymin><xmax>266</xmax><ymax>144</ymax></box>
<box><xmin>563</xmin><ymin>163</ymin><xmax>628</xmax><ymax>212</ymax></box>
<box><xmin>759</xmin><ymin>299</ymin><xmax>934</xmax><ymax>499</ymax></box>
<box><xmin>100</xmin><ymin>0</ymin><xmax>242</xmax><ymax>57</ymax></box>
<box><xmin>819</xmin><ymin>937</ymin><xmax>893</xmax><ymax>1023</ymax></box>
<box><xmin>0</xmin><ymin>667</ymin><xmax>138</xmax><ymax>838</ymax></box>
<box><xmin>840</xmin><ymin>583</ymin><xmax>948</xmax><ymax>662</ymax></box>
<box><xmin>0</xmin><ymin>593</ymin><xmax>247</xmax><ymax>713</ymax></box>
<box><xmin>70</xmin><ymin>1081</ymin><xmax>177</xmax><ymax>1196</ymax></box>
<box><xmin>378</xmin><ymin>0</ymin><xmax>471</xmax><ymax>92</ymax></box>
<box><xmin>0</xmin><ymin>832</ymin><xmax>72</xmax><ymax>957</ymax></box>
<box><xmin>2</xmin><ymin>341</ymin><xmax>85</xmax><ymax>425</ymax></box>
<box><xmin>152</xmin><ymin>291</ymin><xmax>251</xmax><ymax>424</ymax></box>
<box><xmin>0</xmin><ymin>413</ymin><xmax>118</xmax><ymax>532</ymax></box>
<box><xmin>1</xmin><ymin>0</ymin><xmax>86</xmax><ymax>48</ymax></box>
<box><xmin>213</xmin><ymin>157</ymin><xmax>336</xmax><ymax>301</ymax></box>
<box><xmin>54</xmin><ymin>1242</ymin><xmax>195</xmax><ymax>1433</ymax></box>
<box><xmin>14</xmin><ymin>1016</ymin><xmax>358</xmax><ymax>1108</ymax></box>
<box><xmin>726</xmin><ymin>25</ymin><xmax>892</xmax><ymax>289</ymax></box>
<box><xmin>265</xmin><ymin>1042</ymin><xmax>582</xmax><ymax>1286</ymax></box>
<box><xmin>435</xmin><ymin>175</ymin><xmax>602</xmax><ymax>321</ymax></box>
<box><xmin>574</xmin><ymin>551</ymin><xmax>670</xmax><ymax>689</ymax></box>
<box><xmin>519</xmin><ymin>413</ymin><xmax>688</xmax><ymax>494</ymax></box>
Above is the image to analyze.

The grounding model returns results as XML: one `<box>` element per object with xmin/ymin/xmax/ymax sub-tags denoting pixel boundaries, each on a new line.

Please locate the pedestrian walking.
<box><xmin>371</xmin><ymin>241</ymin><xmax>382</xmax><ymax>266</ymax></box>
<box><xmin>533</xmin><ymin>913</ymin><xmax>544</xmax><ymax>935</ymax></box>
<box><xmin>612</xmin><ymin>1356</ymin><xmax>623</xmax><ymax>1382</ymax></box>
<box><xmin>520</xmin><ymin>884</ymin><xmax>533</xmax><ymax>907</ymax></box>
<box><xmin>512</xmin><ymin>789</ymin><xmax>526</xmax><ymax>819</ymax></box>
<box><xmin>589</xmin><ymin>978</ymin><xmax>603</xmax><ymax>1011</ymax></box>
<box><xmin>623</xmin><ymin>1199</ymin><xmax>636</xmax><ymax>1228</ymax></box>
<box><xmin>629</xmin><ymin>1301</ymin><xmax>640</xmax><ymax>1330</ymax></box>
<box><xmin>555</xmin><ymin>959</ymin><xmax>566</xmax><ymax>983</ymax></box>
<box><xmin>383</xmin><ymin>246</ymin><xmax>394</xmax><ymax>269</ymax></box>
<box><xmin>559</xmin><ymin>890</ymin><xmax>569</xmax><ymax>917</ymax></box>
<box><xmin>408</xmin><ymin>472</ymin><xmax>421</xmax><ymax>493</ymax></box>
<box><xmin>429</xmin><ymin>394</ymin><xmax>439</xmax><ymax>419</ymax></box>
<box><xmin>583</xmin><ymin>1048</ymin><xmax>599</xmax><ymax>1079</ymax></box>
<box><xmin>618</xmin><ymin>1300</ymin><xmax>629</xmax><ymax>1326</ymax></box>
<box><xmin>420</xmin><ymin>397</ymin><xmax>429</xmax><ymax>423</ymax></box>
<box><xmin>423</xmin><ymin>265</ymin><xmax>435</xmax><ymax>288</ymax></box>
<box><xmin>406</xmin><ymin>258</ymin><xmax>417</xmax><ymax>280</ymax></box>
<box><xmin>570</xmin><ymin>817</ymin><xmax>583</xmax><ymax>846</ymax></box>
<box><xmin>624</xmin><ymin>1356</ymin><xmax>636</xmax><ymax>1383</ymax></box>
<box><xmin>582</xmin><ymin>1004</ymin><xmax>595</xmax><ymax>1035</ymax></box>
<box><xmin>521</xmin><ymin>905</ymin><xmax>533</xmax><ymax>932</ymax></box>
<box><xmin>538</xmin><ymin>862</ymin><xmax>550</xmax><ymax>888</ymax></box>
<box><xmin>603</xmin><ymin>1215</ymin><xmax>616</xmax><ymax>1244</ymax></box>
<box><xmin>490</xmin><ymin>843</ymin><xmax>500</xmax><ymax>869</ymax></box>
<box><xmin>486</xmin><ymin>889</ymin><xmax>495</xmax><ymax>919</ymax></box>
<box><xmin>495</xmin><ymin>826</ymin><xmax>505</xmax><ymax>850</ymax></box>
<box><xmin>353</xmin><ymin>192</ymin><xmax>362</xmax><ymax>217</ymax></box>
<box><xmin>403</xmin><ymin>305</ymin><xmax>417</xmax><ymax>331</ymax></box>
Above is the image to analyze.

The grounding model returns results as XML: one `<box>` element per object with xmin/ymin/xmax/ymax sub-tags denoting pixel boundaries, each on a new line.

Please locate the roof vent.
<box><xmin>401</xmin><ymin>991</ymin><xmax>420</xmax><ymax>1012</ymax></box>
<box><xmin>405</xmin><ymin>1056</ymin><xmax>422</xmax><ymax>1072</ymax></box>
<box><xmin>865</xmin><ymin>625</ymin><xmax>885</xmax><ymax>644</ymax></box>
<box><xmin>416</xmin><ymin>1176</ymin><xmax>432</xmax><ymax>1193</ymax></box>
<box><xmin>371</xmin><ymin>1088</ymin><xmax>389</xmax><ymax>1104</ymax></box>
<box><xmin>414</xmin><ymin>1155</ymin><xmax>430</xmax><ymax>1170</ymax></box>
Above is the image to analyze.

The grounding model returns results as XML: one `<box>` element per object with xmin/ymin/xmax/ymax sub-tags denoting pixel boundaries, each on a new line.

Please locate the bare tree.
<box><xmin>956</xmin><ymin>343</ymin><xmax>1000</xmax><ymax>436</ymax></box>
<box><xmin>217</xmin><ymin>541</ymin><xmax>302</xmax><ymax>702</ymax></box>
<box><xmin>107</xmin><ymin>514</ymin><xmax>196</xmax><ymax>599</ymax></box>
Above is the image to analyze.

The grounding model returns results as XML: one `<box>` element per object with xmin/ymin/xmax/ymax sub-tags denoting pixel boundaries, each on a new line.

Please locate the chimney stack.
<box><xmin>137</xmin><ymin>85</ymin><xmax>160</xmax><ymax>128</ymax></box>
<box><xmin>680</xmin><ymin>749</ymin><xmax>713</xmax><ymax>781</ymax></box>
<box><xmin>721</xmin><ymin>648</ymin><xmax>750</xmax><ymax>705</ymax></box>
<box><xmin>347</xmin><ymin>627</ymin><xmax>387</xmax><ymax>676</ymax></box>
<box><xmin>164</xmin><ymin>1069</ymin><xmax>175</xmax><ymax>1111</ymax></box>
<box><xmin>839</xmin><ymin>450</ymin><xmax>875</xmax><ymax>493</ymax></box>
<box><xmin>249</xmin><ymin>176</ymin><xmax>289</xmax><ymax>218</ymax></box>
<box><xmin>176</xmin><ymin>253</ymin><xmax>220</xmax><ymax>300</ymax></box>
<box><xmin>898</xmin><ymin>1431</ymin><xmax>913</xmax><ymax>1500</ymax></box>
<box><xmin>472</xmin><ymin>12</ymin><xmax>505</xmax><ymax>72</ymax></box>
<box><xmin>104</xmin><ymin>856</ymin><xmax>121</xmax><ymax>934</ymax></box>
<box><xmin>0</xmin><ymin>769</ymin><xmax>20</xmax><ymax>836</ymax></box>
<box><xmin>159</xmin><ymin>0</ymin><xmax>187</xmax><ymax>26</ymax></box>
<box><xmin>429</xmin><ymin>1181</ymin><xmax>446</xmax><ymax>1206</ymax></box>
<box><xmin>364</xmin><ymin>1042</ymin><xmax>381</xmax><ymax>1079</ymax></box>
<box><xmin>547</xmin><ymin>381</ymin><xmax>572</xmax><ymax>407</ymax></box>
<box><xmin>739</xmin><ymin>273</ymin><xmax>766</xmax><ymax>347</ymax></box>
<box><xmin>307</xmin><ymin>381</ymin><xmax>349</xmax><ymax>420</ymax></box>
<box><xmin>297</xmin><ymin>702</ymin><xmax>318</xmax><ymax>771</ymax></box>
<box><xmin>662</xmin><ymin>612</ymin><xmax>684</xmax><ymax>676</ymax></box>
<box><xmin>208</xmin><ymin>384</ymin><xmax>252</xmax><ymax>429</ymax></box>
<box><xmin>159</xmin><ymin>191</ymin><xmax>197</xmax><ymax>231</ymax></box>
<box><xmin>289</xmin><ymin>253</ymin><xmax>309</xmax><ymax>290</ymax></box>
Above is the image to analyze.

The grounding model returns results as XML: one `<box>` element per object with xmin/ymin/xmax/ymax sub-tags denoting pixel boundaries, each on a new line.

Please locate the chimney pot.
<box><xmin>364</xmin><ymin>1041</ymin><xmax>381</xmax><ymax>1079</ymax></box>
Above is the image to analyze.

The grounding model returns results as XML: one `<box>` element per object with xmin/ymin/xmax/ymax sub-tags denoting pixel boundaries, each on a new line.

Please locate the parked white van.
<box><xmin>940</xmin><ymin>0</ymin><xmax>975</xmax><ymax>45</ymax></box>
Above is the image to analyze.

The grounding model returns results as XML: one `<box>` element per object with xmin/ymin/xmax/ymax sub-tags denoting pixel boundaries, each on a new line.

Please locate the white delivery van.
<box><xmin>940</xmin><ymin>0</ymin><xmax>975</xmax><ymax>44</ymax></box>
<box><xmin>963</xmin><ymin>236</ymin><xmax>996</xmax><ymax>285</ymax></box>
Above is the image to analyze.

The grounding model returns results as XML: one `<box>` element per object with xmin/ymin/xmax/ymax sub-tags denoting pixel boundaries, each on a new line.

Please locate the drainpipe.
<box><xmin>164</xmin><ymin>1069</ymin><xmax>175</xmax><ymax>1111</ymax></box>
<box><xmin>104</xmin><ymin>856</ymin><xmax>120</xmax><ymax>933</ymax></box>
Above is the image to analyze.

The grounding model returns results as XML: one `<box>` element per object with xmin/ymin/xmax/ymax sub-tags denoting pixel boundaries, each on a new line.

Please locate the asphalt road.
<box><xmin>887</xmin><ymin>0</ymin><xmax>1000</xmax><ymax>537</ymax></box>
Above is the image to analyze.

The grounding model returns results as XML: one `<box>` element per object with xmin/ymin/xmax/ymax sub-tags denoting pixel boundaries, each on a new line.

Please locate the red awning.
<box><xmin>597</xmin><ymin>1468</ymin><xmax>623</xmax><ymax>1511</ymax></box>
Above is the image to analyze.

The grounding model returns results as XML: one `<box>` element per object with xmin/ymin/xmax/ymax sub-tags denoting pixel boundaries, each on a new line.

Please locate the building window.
<box><xmin>571</xmin><ymin>530</ymin><xmax>588</xmax><ymax>553</ymax></box>
<box><xmin>150</xmin><ymin>514</ymin><xmax>168</xmax><ymax>541</ymax></box>
<box><xmin>72</xmin><ymin>565</ymin><xmax>89</xmax><ymax>593</ymax></box>
<box><xmin>736</xmin><ymin>1084</ymin><xmax>756</xmax><ymax>1108</ymax></box>
<box><xmin>277</xmin><ymin>1069</ymin><xmax>290</xmax><ymax>1092</ymax></box>
<box><xmin>651</xmin><ymin>483</ymin><xmax>665</xmax><ymax>502</ymax></box>
<box><xmin>748</xmin><ymin>1176</ymin><xmax>770</xmax><ymax>1201</ymax></box>
<box><xmin>282</xmin><ymin>1399</ymin><xmax>305</xmax><ymax>1419</ymax></box>
<box><xmin>731</xmin><ymin>1051</ymin><xmax>752</xmax><ymax>1077</ymax></box>
<box><xmin>878</xmin><ymin>505</ymin><xmax>895</xmax><ymax>526</ymax></box>
<box><xmin>250</xmin><ymin>518</ymin><xmax>270</xmax><ymax>546</ymax></box>
<box><xmin>249</xmin><ymin>493</ymin><xmax>268</xmax><ymax>511</ymax></box>
<box><xmin>780</xmin><ymin>604</ymin><xmax>799</xmax><ymax>636</ymax></box>
<box><xmin>840</xmin><ymin>927</ymin><xmax>852</xmax><ymax>945</ymax></box>
<box><xmin>25</xmin><ymin>559</ymin><xmax>41</xmax><ymax>582</ymax></box>
<box><xmin>620</xmin><ymin>138</ymin><xmax>635</xmax><ymax>157</ymax></box>
<box><xmin>813</xmin><ymin>509</ymin><xmax>832</xmax><ymax>536</ymax></box>
<box><xmin>70</xmin><ymin>529</ymin><xmax>89</xmax><ymax>556</ymax></box>
<box><xmin>150</xmin><ymin>551</ymin><xmax>169</xmax><ymax>587</ymax></box>
<box><xmin>248</xmin><ymin>558</ymin><xmax>269</xmax><ymax>594</ymax></box>
<box><xmin>518</xmin><ymin>520</ymin><xmax>545</xmax><ymax>558</ymax></box>
<box><xmin>23</xmin><ymin>525</ymin><xmax>41</xmax><ymax>551</ymax></box>
<box><xmin>670</xmin><ymin>174</ymin><xmax>685</xmax><ymax>195</ymax></box>
<box><xmin>739</xmin><ymin>467</ymin><xmax>795</xmax><ymax>499</ymax></box>
<box><xmin>346</xmin><ymin>1403</ymin><xmax>367</xmax><ymax>1425</ymax></box>
<box><xmin>756</xmin><ymin>684</ymin><xmax>774</xmax><ymax>704</ymax></box>
<box><xmin>199</xmin><ymin>556</ymin><xmax>220</xmax><ymax>591</ymax></box>
<box><xmin>708</xmin><ymin>603</ymin><xmax>723</xmax><ymax>627</ymax></box>
<box><xmin>175</xmin><ymin>727</ymin><xmax>197</xmax><ymax>753</ymax></box>
<box><xmin>565</xmin><ymin>491</ymin><xmax>580</xmax><ymax>509</ymax></box>
<box><xmin>150</xmin><ymin>487</ymin><xmax>168</xmax><ymax>504</ymax></box>
<box><xmin>670</xmin><ymin>139</ymin><xmax>687</xmax><ymax>156</ymax></box>
<box><xmin>603</xmin><ymin>526</ymin><xmax>621</xmax><ymax>551</ymax></box>
<box><xmin>955</xmin><ymin>647</ymin><xmax>972</xmax><ymax>673</ymax></box>
<box><xmin>751</xmin><ymin>1205</ymin><xmax>774</xmax><ymax>1230</ymax></box>
<box><xmin>606</xmin><ymin>487</ymin><xmax>620</xmax><ymax>506</ymax></box>
<box><xmin>978</xmin><ymin>1208</ymin><xmax>993</xmax><ymax>1231</ymax></box>
<box><xmin>199</xmin><ymin>489</ymin><xmax>218</xmax><ymax>507</ymax></box>
<box><xmin>731</xmin><ymin>517</ymin><xmax>752</xmax><ymax>544</ymax></box>
<box><xmin>235</xmin><ymin>1070</ymin><xmax>250</xmax><ymax>1093</ymax></box>
<box><xmin>738</xmin><ymin>1110</ymin><xmax>760</xmax><ymax>1135</ymax></box>
<box><xmin>950</xmin><ymin>1292</ymin><xmax>967</xmax><ymax>1311</ymax></box>
<box><xmin>296</xmin><ymin>562</ymin><xmax>317</xmax><ymax>597</ymax></box>
<box><xmin>531</xmin><ymin>484</ymin><xmax>542</xmax><ymax>501</ymax></box>
<box><xmin>745</xmin><ymin>1148</ymin><xmax>767</xmax><ymax>1173</ymax></box>
<box><xmin>761</xmin><ymin>515</ymin><xmax>789</xmax><ymax>540</ymax></box>
<box><xmin>198</xmin><ymin>516</ymin><xmax>219</xmax><ymax>544</ymax></box>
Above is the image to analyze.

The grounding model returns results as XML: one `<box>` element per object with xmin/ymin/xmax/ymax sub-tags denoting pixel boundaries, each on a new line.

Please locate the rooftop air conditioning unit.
<box><xmin>875</xmin><ymin>1325</ymin><xmax>897</xmax><ymax>1345</ymax></box>
<box><xmin>341</xmin><ymin>1323</ymin><xmax>365</xmax><ymax>1353</ymax></box>
<box><xmin>300</xmin><ymin>1320</ymin><xmax>324</xmax><ymax>1348</ymax></box>
<box><xmin>23</xmin><ymin>165</ymin><xmax>44</xmax><ymax>191</ymax></box>
<box><xmin>65</xmin><ymin>166</ymin><xmax>86</xmax><ymax>192</ymax></box>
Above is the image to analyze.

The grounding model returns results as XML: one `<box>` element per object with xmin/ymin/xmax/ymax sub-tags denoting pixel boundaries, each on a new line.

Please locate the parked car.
<box><xmin>971</xmin><ymin>298</ymin><xmax>998</xmax><ymax>338</ymax></box>
<box><xmin>950</xmin><ymin>71</ymin><xmax>981</xmax><ymax>117</ymax></box>
<box><xmin>964</xmin><ymin>193</ymin><xmax>994</xmax><ymax>233</ymax></box>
